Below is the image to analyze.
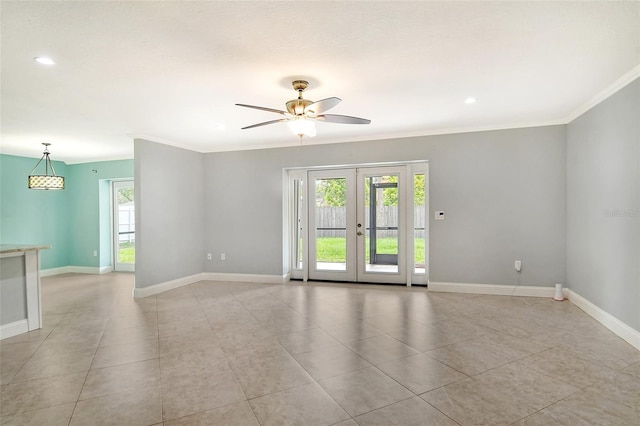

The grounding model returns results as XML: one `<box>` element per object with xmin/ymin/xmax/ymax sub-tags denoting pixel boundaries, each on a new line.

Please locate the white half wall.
<box><xmin>134</xmin><ymin>139</ymin><xmax>205</xmax><ymax>289</ymax></box>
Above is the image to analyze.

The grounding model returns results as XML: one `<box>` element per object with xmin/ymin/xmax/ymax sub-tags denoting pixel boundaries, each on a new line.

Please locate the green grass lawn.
<box><xmin>317</xmin><ymin>237</ymin><xmax>425</xmax><ymax>264</ymax></box>
<box><xmin>117</xmin><ymin>238</ymin><xmax>423</xmax><ymax>265</ymax></box>
<box><xmin>118</xmin><ymin>242</ymin><xmax>135</xmax><ymax>263</ymax></box>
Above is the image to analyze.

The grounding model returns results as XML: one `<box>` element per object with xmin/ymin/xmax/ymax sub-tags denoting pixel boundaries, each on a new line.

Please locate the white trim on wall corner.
<box><xmin>133</xmin><ymin>273</ymin><xmax>206</xmax><ymax>298</ymax></box>
<box><xmin>132</xmin><ymin>272</ymin><xmax>290</xmax><ymax>298</ymax></box>
<box><xmin>428</xmin><ymin>282</ymin><xmax>560</xmax><ymax>298</ymax></box>
<box><xmin>0</xmin><ymin>319</ymin><xmax>29</xmax><ymax>340</ymax></box>
<box><xmin>566</xmin><ymin>289</ymin><xmax>640</xmax><ymax>352</ymax></box>
<box><xmin>41</xmin><ymin>266</ymin><xmax>115</xmax><ymax>277</ymax></box>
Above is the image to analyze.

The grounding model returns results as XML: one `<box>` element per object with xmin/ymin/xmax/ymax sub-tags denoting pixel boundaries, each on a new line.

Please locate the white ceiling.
<box><xmin>1</xmin><ymin>1</ymin><xmax>639</xmax><ymax>164</ymax></box>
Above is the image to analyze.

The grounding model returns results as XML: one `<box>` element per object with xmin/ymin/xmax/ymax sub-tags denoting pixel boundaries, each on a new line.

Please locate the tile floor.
<box><xmin>1</xmin><ymin>273</ymin><xmax>639</xmax><ymax>425</ymax></box>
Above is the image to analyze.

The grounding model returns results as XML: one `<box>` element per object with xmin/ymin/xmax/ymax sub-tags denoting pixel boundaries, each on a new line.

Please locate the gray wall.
<box><xmin>567</xmin><ymin>78</ymin><xmax>640</xmax><ymax>331</ymax></box>
<box><xmin>0</xmin><ymin>256</ymin><xmax>27</xmax><ymax>325</ymax></box>
<box><xmin>134</xmin><ymin>139</ymin><xmax>205</xmax><ymax>288</ymax></box>
<box><xmin>204</xmin><ymin>125</ymin><xmax>567</xmax><ymax>286</ymax></box>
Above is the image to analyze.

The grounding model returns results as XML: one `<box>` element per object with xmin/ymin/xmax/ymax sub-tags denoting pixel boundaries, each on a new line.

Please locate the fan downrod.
<box><xmin>287</xmin><ymin>80</ymin><xmax>312</xmax><ymax>115</ymax></box>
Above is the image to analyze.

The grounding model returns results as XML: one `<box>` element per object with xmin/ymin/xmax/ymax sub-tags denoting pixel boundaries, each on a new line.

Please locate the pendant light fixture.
<box><xmin>28</xmin><ymin>143</ymin><xmax>65</xmax><ymax>190</ymax></box>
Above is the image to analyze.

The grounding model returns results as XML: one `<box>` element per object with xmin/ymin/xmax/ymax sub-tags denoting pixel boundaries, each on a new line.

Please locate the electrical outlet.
<box><xmin>220</xmin><ymin>253</ymin><xmax>226</xmax><ymax>261</ymax></box>
<box><xmin>207</xmin><ymin>253</ymin><xmax>212</xmax><ymax>260</ymax></box>
<box><xmin>515</xmin><ymin>260</ymin><xmax>522</xmax><ymax>272</ymax></box>
<box><xmin>93</xmin><ymin>250</ymin><xmax>97</xmax><ymax>257</ymax></box>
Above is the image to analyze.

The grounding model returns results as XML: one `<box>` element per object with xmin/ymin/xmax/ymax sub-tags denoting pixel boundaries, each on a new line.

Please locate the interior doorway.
<box><xmin>112</xmin><ymin>180</ymin><xmax>135</xmax><ymax>272</ymax></box>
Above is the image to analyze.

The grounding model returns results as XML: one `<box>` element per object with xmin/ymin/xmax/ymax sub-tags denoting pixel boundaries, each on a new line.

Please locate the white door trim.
<box><xmin>286</xmin><ymin>161</ymin><xmax>429</xmax><ymax>286</ymax></box>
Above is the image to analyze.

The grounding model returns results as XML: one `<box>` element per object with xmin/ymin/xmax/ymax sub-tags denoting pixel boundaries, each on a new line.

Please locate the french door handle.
<box><xmin>357</xmin><ymin>231</ymin><xmax>364</xmax><ymax>236</ymax></box>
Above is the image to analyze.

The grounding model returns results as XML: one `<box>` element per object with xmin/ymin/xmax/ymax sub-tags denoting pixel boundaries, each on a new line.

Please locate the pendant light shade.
<box><xmin>28</xmin><ymin>143</ymin><xmax>65</xmax><ymax>190</ymax></box>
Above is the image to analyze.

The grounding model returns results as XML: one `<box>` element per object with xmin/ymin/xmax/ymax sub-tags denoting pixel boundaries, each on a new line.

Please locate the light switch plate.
<box><xmin>435</xmin><ymin>211</ymin><xmax>445</xmax><ymax>220</ymax></box>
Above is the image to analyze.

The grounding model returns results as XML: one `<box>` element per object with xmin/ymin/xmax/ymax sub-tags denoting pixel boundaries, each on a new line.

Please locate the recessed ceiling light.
<box><xmin>464</xmin><ymin>97</ymin><xmax>478</xmax><ymax>104</ymax></box>
<box><xmin>34</xmin><ymin>57</ymin><xmax>55</xmax><ymax>65</ymax></box>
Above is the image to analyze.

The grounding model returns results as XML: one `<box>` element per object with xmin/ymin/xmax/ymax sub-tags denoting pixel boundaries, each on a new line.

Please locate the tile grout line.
<box><xmin>1</xmin><ymin>310</ymin><xmax>80</xmax><ymax>424</ymax></box>
<box><xmin>231</xmin><ymin>285</ymin><xmax>356</xmax><ymax>423</ymax></box>
<box><xmin>66</xmin><ymin>305</ymin><xmax>113</xmax><ymax>424</ymax></box>
<box><xmin>4</xmin><ymin>313</ymin><xmax>66</xmax><ymax>387</ymax></box>
<box><xmin>193</xmin><ymin>287</ymin><xmax>259</xmax><ymax>424</ymax></box>
<box><xmin>153</xmin><ymin>294</ymin><xmax>166</xmax><ymax>424</ymax></box>
<box><xmin>228</xmin><ymin>287</ymin><xmax>282</xmax><ymax>425</ymax></box>
<box><xmin>66</xmin><ymin>315</ymin><xmax>103</xmax><ymax>426</ymax></box>
<box><xmin>12</xmin><ymin>275</ymin><xmax>638</xmax><ymax>425</ymax></box>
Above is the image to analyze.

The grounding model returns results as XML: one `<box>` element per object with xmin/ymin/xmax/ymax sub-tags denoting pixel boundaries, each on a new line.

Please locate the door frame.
<box><xmin>286</xmin><ymin>161</ymin><xmax>429</xmax><ymax>286</ymax></box>
<box><xmin>112</xmin><ymin>180</ymin><xmax>135</xmax><ymax>272</ymax></box>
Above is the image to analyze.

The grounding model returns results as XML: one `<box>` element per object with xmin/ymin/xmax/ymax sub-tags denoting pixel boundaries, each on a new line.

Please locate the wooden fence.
<box><xmin>315</xmin><ymin>206</ymin><xmax>425</xmax><ymax>238</ymax></box>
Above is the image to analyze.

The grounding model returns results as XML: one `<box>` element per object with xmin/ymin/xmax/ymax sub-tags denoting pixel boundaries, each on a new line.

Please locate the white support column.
<box><xmin>24</xmin><ymin>250</ymin><xmax>43</xmax><ymax>331</ymax></box>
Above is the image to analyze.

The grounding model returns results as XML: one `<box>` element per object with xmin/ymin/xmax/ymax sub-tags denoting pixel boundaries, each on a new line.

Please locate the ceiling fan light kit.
<box><xmin>287</xmin><ymin>117</ymin><xmax>317</xmax><ymax>138</ymax></box>
<box><xmin>236</xmin><ymin>80</ymin><xmax>370</xmax><ymax>139</ymax></box>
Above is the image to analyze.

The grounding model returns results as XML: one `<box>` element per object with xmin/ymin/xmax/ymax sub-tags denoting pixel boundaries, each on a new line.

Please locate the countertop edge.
<box><xmin>0</xmin><ymin>244</ymin><xmax>52</xmax><ymax>254</ymax></box>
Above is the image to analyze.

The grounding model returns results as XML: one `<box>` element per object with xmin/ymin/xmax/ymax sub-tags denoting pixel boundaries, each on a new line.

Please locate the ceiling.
<box><xmin>1</xmin><ymin>1</ymin><xmax>639</xmax><ymax>164</ymax></box>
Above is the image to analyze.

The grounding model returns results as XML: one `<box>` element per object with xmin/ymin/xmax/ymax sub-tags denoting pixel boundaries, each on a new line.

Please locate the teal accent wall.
<box><xmin>0</xmin><ymin>154</ymin><xmax>70</xmax><ymax>269</ymax></box>
<box><xmin>0</xmin><ymin>154</ymin><xmax>133</xmax><ymax>270</ymax></box>
<box><xmin>65</xmin><ymin>160</ymin><xmax>134</xmax><ymax>268</ymax></box>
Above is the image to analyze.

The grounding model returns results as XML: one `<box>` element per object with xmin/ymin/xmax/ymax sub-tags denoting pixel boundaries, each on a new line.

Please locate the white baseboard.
<box><xmin>202</xmin><ymin>272</ymin><xmax>290</xmax><ymax>284</ymax></box>
<box><xmin>566</xmin><ymin>289</ymin><xmax>640</xmax><ymax>351</ymax></box>
<box><xmin>41</xmin><ymin>265</ymin><xmax>114</xmax><ymax>277</ymax></box>
<box><xmin>428</xmin><ymin>282</ymin><xmax>558</xmax><ymax>298</ymax></box>
<box><xmin>40</xmin><ymin>266</ymin><xmax>71</xmax><ymax>277</ymax></box>
<box><xmin>132</xmin><ymin>272</ymin><xmax>290</xmax><ymax>298</ymax></box>
<box><xmin>0</xmin><ymin>319</ymin><xmax>29</xmax><ymax>340</ymax></box>
<box><xmin>133</xmin><ymin>273</ymin><xmax>206</xmax><ymax>298</ymax></box>
<box><xmin>99</xmin><ymin>266</ymin><xmax>114</xmax><ymax>274</ymax></box>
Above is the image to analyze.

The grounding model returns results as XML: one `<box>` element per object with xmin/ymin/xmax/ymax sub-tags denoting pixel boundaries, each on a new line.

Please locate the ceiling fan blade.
<box><xmin>235</xmin><ymin>104</ymin><xmax>288</xmax><ymax>115</ymax></box>
<box><xmin>317</xmin><ymin>114</ymin><xmax>371</xmax><ymax>124</ymax></box>
<box><xmin>241</xmin><ymin>118</ymin><xmax>287</xmax><ymax>130</ymax></box>
<box><xmin>305</xmin><ymin>97</ymin><xmax>342</xmax><ymax>115</ymax></box>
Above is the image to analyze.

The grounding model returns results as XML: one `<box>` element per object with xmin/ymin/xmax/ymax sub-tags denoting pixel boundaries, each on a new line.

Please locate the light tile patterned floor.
<box><xmin>1</xmin><ymin>273</ymin><xmax>639</xmax><ymax>425</ymax></box>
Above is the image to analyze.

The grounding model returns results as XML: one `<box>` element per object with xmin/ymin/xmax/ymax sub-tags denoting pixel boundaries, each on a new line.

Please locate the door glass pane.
<box><xmin>315</xmin><ymin>178</ymin><xmax>347</xmax><ymax>271</ymax></box>
<box><xmin>414</xmin><ymin>173</ymin><xmax>426</xmax><ymax>274</ymax></box>
<box><xmin>365</xmin><ymin>175</ymin><xmax>398</xmax><ymax>273</ymax></box>
<box><xmin>293</xmin><ymin>178</ymin><xmax>304</xmax><ymax>270</ymax></box>
<box><xmin>116</xmin><ymin>186</ymin><xmax>135</xmax><ymax>264</ymax></box>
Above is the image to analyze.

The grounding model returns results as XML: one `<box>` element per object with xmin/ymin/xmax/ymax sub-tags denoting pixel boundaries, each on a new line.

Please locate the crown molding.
<box><xmin>563</xmin><ymin>64</ymin><xmax>640</xmax><ymax>124</ymax></box>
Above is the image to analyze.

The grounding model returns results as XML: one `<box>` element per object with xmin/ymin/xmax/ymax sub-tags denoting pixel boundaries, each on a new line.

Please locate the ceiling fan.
<box><xmin>236</xmin><ymin>80</ymin><xmax>371</xmax><ymax>138</ymax></box>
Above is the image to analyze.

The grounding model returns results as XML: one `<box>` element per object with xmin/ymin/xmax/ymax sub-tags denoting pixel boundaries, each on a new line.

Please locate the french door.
<box><xmin>307</xmin><ymin>166</ymin><xmax>408</xmax><ymax>284</ymax></box>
